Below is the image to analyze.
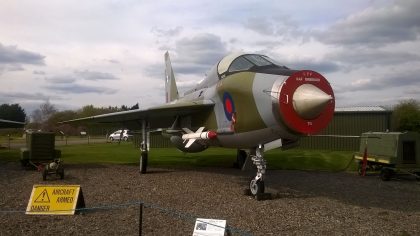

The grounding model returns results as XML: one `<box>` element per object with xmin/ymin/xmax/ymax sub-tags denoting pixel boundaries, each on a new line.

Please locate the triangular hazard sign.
<box><xmin>34</xmin><ymin>189</ymin><xmax>50</xmax><ymax>203</ymax></box>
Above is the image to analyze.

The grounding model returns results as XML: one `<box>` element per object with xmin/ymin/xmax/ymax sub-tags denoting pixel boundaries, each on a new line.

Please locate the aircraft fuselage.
<box><xmin>170</xmin><ymin>56</ymin><xmax>334</xmax><ymax>151</ymax></box>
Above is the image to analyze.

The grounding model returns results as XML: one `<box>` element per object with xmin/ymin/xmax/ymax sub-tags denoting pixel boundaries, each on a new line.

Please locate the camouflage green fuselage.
<box><xmin>177</xmin><ymin>71</ymin><xmax>297</xmax><ymax>149</ymax></box>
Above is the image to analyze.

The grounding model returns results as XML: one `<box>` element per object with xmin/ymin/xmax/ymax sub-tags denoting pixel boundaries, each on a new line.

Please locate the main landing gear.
<box><xmin>140</xmin><ymin>144</ymin><xmax>148</xmax><ymax>174</ymax></box>
<box><xmin>139</xmin><ymin>120</ymin><xmax>149</xmax><ymax>174</ymax></box>
<box><xmin>249</xmin><ymin>144</ymin><xmax>267</xmax><ymax>198</ymax></box>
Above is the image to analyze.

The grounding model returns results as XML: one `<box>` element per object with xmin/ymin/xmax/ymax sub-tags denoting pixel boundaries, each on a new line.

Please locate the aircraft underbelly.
<box><xmin>216</xmin><ymin>127</ymin><xmax>281</xmax><ymax>149</ymax></box>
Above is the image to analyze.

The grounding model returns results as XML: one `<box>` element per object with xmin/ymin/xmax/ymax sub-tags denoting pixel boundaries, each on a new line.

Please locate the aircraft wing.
<box><xmin>0</xmin><ymin>119</ymin><xmax>25</xmax><ymax>128</ymax></box>
<box><xmin>60</xmin><ymin>100</ymin><xmax>215</xmax><ymax>130</ymax></box>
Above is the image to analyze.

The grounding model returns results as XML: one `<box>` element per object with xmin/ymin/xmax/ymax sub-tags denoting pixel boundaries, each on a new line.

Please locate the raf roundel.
<box><xmin>223</xmin><ymin>92</ymin><xmax>235</xmax><ymax>121</ymax></box>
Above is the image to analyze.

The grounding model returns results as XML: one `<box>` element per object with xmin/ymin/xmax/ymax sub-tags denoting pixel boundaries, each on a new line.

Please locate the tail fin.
<box><xmin>164</xmin><ymin>52</ymin><xmax>179</xmax><ymax>103</ymax></box>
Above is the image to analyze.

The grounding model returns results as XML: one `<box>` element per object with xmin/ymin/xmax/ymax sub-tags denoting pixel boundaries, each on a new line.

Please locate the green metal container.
<box><xmin>21</xmin><ymin>132</ymin><xmax>61</xmax><ymax>163</ymax></box>
<box><xmin>356</xmin><ymin>132</ymin><xmax>420</xmax><ymax>169</ymax></box>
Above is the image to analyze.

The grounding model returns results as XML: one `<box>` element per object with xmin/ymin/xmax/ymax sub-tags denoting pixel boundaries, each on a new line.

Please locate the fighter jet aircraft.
<box><xmin>63</xmin><ymin>52</ymin><xmax>335</xmax><ymax>196</ymax></box>
<box><xmin>0</xmin><ymin>119</ymin><xmax>25</xmax><ymax>128</ymax></box>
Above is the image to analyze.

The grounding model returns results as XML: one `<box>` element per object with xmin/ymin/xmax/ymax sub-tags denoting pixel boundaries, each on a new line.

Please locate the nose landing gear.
<box><xmin>249</xmin><ymin>144</ymin><xmax>267</xmax><ymax>197</ymax></box>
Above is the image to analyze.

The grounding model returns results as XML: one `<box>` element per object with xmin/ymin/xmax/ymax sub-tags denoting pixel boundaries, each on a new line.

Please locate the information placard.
<box><xmin>193</xmin><ymin>218</ymin><xmax>226</xmax><ymax>236</ymax></box>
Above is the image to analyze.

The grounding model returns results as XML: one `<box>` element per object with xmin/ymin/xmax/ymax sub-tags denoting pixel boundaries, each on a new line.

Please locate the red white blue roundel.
<box><xmin>223</xmin><ymin>92</ymin><xmax>235</xmax><ymax>121</ymax></box>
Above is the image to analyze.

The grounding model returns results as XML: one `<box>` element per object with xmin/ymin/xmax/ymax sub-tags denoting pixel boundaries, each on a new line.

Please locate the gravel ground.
<box><xmin>1</xmin><ymin>161</ymin><xmax>420</xmax><ymax>236</ymax></box>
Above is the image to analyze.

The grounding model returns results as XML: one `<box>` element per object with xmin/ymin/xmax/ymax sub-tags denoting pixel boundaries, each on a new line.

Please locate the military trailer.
<box><xmin>354</xmin><ymin>131</ymin><xmax>420</xmax><ymax>181</ymax></box>
<box><xmin>21</xmin><ymin>132</ymin><xmax>63</xmax><ymax>180</ymax></box>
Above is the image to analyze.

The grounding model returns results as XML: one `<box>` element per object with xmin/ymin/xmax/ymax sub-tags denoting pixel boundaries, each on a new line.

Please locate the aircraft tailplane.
<box><xmin>164</xmin><ymin>52</ymin><xmax>179</xmax><ymax>103</ymax></box>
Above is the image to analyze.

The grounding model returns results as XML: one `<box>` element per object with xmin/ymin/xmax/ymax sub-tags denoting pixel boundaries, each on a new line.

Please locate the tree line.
<box><xmin>0</xmin><ymin>102</ymin><xmax>139</xmax><ymax>135</ymax></box>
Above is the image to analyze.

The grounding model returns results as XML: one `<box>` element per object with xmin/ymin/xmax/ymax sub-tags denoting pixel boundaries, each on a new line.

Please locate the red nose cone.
<box><xmin>278</xmin><ymin>70</ymin><xmax>335</xmax><ymax>135</ymax></box>
<box><xmin>207</xmin><ymin>131</ymin><xmax>217</xmax><ymax>139</ymax></box>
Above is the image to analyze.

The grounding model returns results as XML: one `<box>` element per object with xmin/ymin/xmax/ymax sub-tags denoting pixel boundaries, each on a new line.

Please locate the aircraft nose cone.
<box><xmin>292</xmin><ymin>84</ymin><xmax>333</xmax><ymax>120</ymax></box>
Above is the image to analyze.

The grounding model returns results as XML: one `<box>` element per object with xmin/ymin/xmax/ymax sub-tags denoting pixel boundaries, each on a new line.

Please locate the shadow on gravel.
<box><xmin>145</xmin><ymin>169</ymin><xmax>176</xmax><ymax>174</ymax></box>
<box><xmin>3</xmin><ymin>161</ymin><xmax>420</xmax><ymax>213</ymax></box>
<box><xmin>65</xmin><ymin>163</ymin><xmax>109</xmax><ymax>169</ymax></box>
<box><xmin>240</xmin><ymin>169</ymin><xmax>420</xmax><ymax>213</ymax></box>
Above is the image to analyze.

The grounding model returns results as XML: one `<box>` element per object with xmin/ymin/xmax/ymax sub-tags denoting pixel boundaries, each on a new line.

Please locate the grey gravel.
<box><xmin>1</xmin><ymin>162</ymin><xmax>420</xmax><ymax>235</ymax></box>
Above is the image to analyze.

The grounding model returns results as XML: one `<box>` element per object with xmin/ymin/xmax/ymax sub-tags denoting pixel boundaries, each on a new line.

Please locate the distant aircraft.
<box><xmin>0</xmin><ymin>119</ymin><xmax>25</xmax><ymax>129</ymax></box>
<box><xmin>63</xmin><ymin>52</ymin><xmax>335</xmax><ymax>196</ymax></box>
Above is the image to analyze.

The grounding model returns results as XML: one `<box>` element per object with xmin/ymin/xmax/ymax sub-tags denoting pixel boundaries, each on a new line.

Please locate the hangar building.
<box><xmin>299</xmin><ymin>106</ymin><xmax>392</xmax><ymax>151</ymax></box>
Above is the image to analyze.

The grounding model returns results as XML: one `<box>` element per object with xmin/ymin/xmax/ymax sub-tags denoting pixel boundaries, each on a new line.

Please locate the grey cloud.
<box><xmin>0</xmin><ymin>43</ymin><xmax>45</xmax><ymax>65</ymax></box>
<box><xmin>406</xmin><ymin>87</ymin><xmax>420</xmax><ymax>96</ymax></box>
<box><xmin>43</xmin><ymin>70</ymin><xmax>119</xmax><ymax>95</ymax></box>
<box><xmin>45</xmin><ymin>75</ymin><xmax>77</xmax><ymax>84</ymax></box>
<box><xmin>171</xmin><ymin>63</ymin><xmax>212</xmax><ymax>75</ymax></box>
<box><xmin>106</xmin><ymin>59</ymin><xmax>120</xmax><ymax>64</ymax></box>
<box><xmin>158</xmin><ymin>44</ymin><xmax>171</xmax><ymax>51</ymax></box>
<box><xmin>340</xmin><ymin>69</ymin><xmax>420</xmax><ymax>92</ymax></box>
<box><xmin>0</xmin><ymin>64</ymin><xmax>24</xmax><ymax>75</ymax></box>
<box><xmin>0</xmin><ymin>64</ymin><xmax>24</xmax><ymax>73</ymax></box>
<box><xmin>144</xmin><ymin>62</ymin><xmax>164</xmax><ymax>79</ymax></box>
<box><xmin>45</xmin><ymin>70</ymin><xmax>119</xmax><ymax>83</ymax></box>
<box><xmin>268</xmin><ymin>52</ymin><xmax>341</xmax><ymax>73</ymax></box>
<box><xmin>327</xmin><ymin>49</ymin><xmax>420</xmax><ymax>67</ymax></box>
<box><xmin>151</xmin><ymin>26</ymin><xmax>183</xmax><ymax>37</ymax></box>
<box><xmin>45</xmin><ymin>84</ymin><xmax>117</xmax><ymax>94</ymax></box>
<box><xmin>33</xmin><ymin>70</ymin><xmax>46</xmax><ymax>75</ymax></box>
<box><xmin>244</xmin><ymin>15</ymin><xmax>300</xmax><ymax>37</ymax></box>
<box><xmin>74</xmin><ymin>70</ymin><xmax>119</xmax><ymax>81</ymax></box>
<box><xmin>0</xmin><ymin>91</ymin><xmax>61</xmax><ymax>101</ymax></box>
<box><xmin>229</xmin><ymin>38</ymin><xmax>238</xmax><ymax>44</ymax></box>
<box><xmin>244</xmin><ymin>17</ymin><xmax>276</xmax><ymax>35</ymax></box>
<box><xmin>145</xmin><ymin>34</ymin><xmax>227</xmax><ymax>79</ymax></box>
<box><xmin>286</xmin><ymin>58</ymin><xmax>340</xmax><ymax>73</ymax></box>
<box><xmin>173</xmin><ymin>33</ymin><xmax>228</xmax><ymax>74</ymax></box>
<box><xmin>316</xmin><ymin>0</ymin><xmax>420</xmax><ymax>46</ymax></box>
<box><xmin>328</xmin><ymin>50</ymin><xmax>420</xmax><ymax>68</ymax></box>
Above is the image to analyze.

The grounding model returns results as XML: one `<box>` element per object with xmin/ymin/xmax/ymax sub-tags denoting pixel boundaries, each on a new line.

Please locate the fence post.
<box><xmin>226</xmin><ymin>226</ymin><xmax>232</xmax><ymax>236</ymax></box>
<box><xmin>139</xmin><ymin>203</ymin><xmax>143</xmax><ymax>236</ymax></box>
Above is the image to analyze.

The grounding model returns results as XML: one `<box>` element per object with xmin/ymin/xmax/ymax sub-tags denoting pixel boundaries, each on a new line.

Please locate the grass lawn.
<box><xmin>0</xmin><ymin>142</ymin><xmax>357</xmax><ymax>171</ymax></box>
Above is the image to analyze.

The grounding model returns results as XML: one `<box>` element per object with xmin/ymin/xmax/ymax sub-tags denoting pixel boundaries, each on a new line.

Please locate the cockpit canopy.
<box><xmin>186</xmin><ymin>52</ymin><xmax>290</xmax><ymax>95</ymax></box>
<box><xmin>217</xmin><ymin>53</ymin><xmax>287</xmax><ymax>77</ymax></box>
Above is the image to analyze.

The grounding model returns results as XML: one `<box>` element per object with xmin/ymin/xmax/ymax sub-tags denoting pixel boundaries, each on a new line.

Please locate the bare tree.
<box><xmin>30</xmin><ymin>101</ymin><xmax>58</xmax><ymax>131</ymax></box>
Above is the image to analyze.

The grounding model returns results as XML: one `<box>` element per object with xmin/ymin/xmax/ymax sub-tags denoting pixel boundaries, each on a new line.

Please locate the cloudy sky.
<box><xmin>1</xmin><ymin>0</ymin><xmax>419</xmax><ymax>115</ymax></box>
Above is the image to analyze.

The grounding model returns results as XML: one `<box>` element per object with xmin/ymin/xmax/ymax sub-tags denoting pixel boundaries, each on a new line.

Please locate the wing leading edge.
<box><xmin>0</xmin><ymin>119</ymin><xmax>25</xmax><ymax>128</ymax></box>
<box><xmin>60</xmin><ymin>100</ymin><xmax>215</xmax><ymax>130</ymax></box>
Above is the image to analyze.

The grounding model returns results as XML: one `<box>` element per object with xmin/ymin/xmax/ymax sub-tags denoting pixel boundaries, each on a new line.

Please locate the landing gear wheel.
<box><xmin>140</xmin><ymin>152</ymin><xmax>148</xmax><ymax>174</ymax></box>
<box><xmin>249</xmin><ymin>179</ymin><xmax>265</xmax><ymax>196</ymax></box>
<box><xmin>380</xmin><ymin>168</ymin><xmax>393</xmax><ymax>181</ymax></box>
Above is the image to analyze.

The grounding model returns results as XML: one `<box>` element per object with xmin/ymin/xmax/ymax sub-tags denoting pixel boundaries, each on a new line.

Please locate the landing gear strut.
<box><xmin>140</xmin><ymin>147</ymin><xmax>148</xmax><ymax>174</ymax></box>
<box><xmin>139</xmin><ymin>120</ymin><xmax>149</xmax><ymax>174</ymax></box>
<box><xmin>249</xmin><ymin>144</ymin><xmax>267</xmax><ymax>196</ymax></box>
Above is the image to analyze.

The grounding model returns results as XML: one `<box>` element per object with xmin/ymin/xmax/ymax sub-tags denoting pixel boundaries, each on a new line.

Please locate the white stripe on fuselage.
<box><xmin>252</xmin><ymin>73</ymin><xmax>288</xmax><ymax>128</ymax></box>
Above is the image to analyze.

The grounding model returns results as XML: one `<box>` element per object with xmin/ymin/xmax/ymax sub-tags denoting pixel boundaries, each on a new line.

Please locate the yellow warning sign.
<box><xmin>26</xmin><ymin>185</ymin><xmax>84</xmax><ymax>215</ymax></box>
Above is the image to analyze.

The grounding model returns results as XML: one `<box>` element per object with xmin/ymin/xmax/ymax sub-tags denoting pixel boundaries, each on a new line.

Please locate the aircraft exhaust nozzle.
<box><xmin>292</xmin><ymin>84</ymin><xmax>333</xmax><ymax>120</ymax></box>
